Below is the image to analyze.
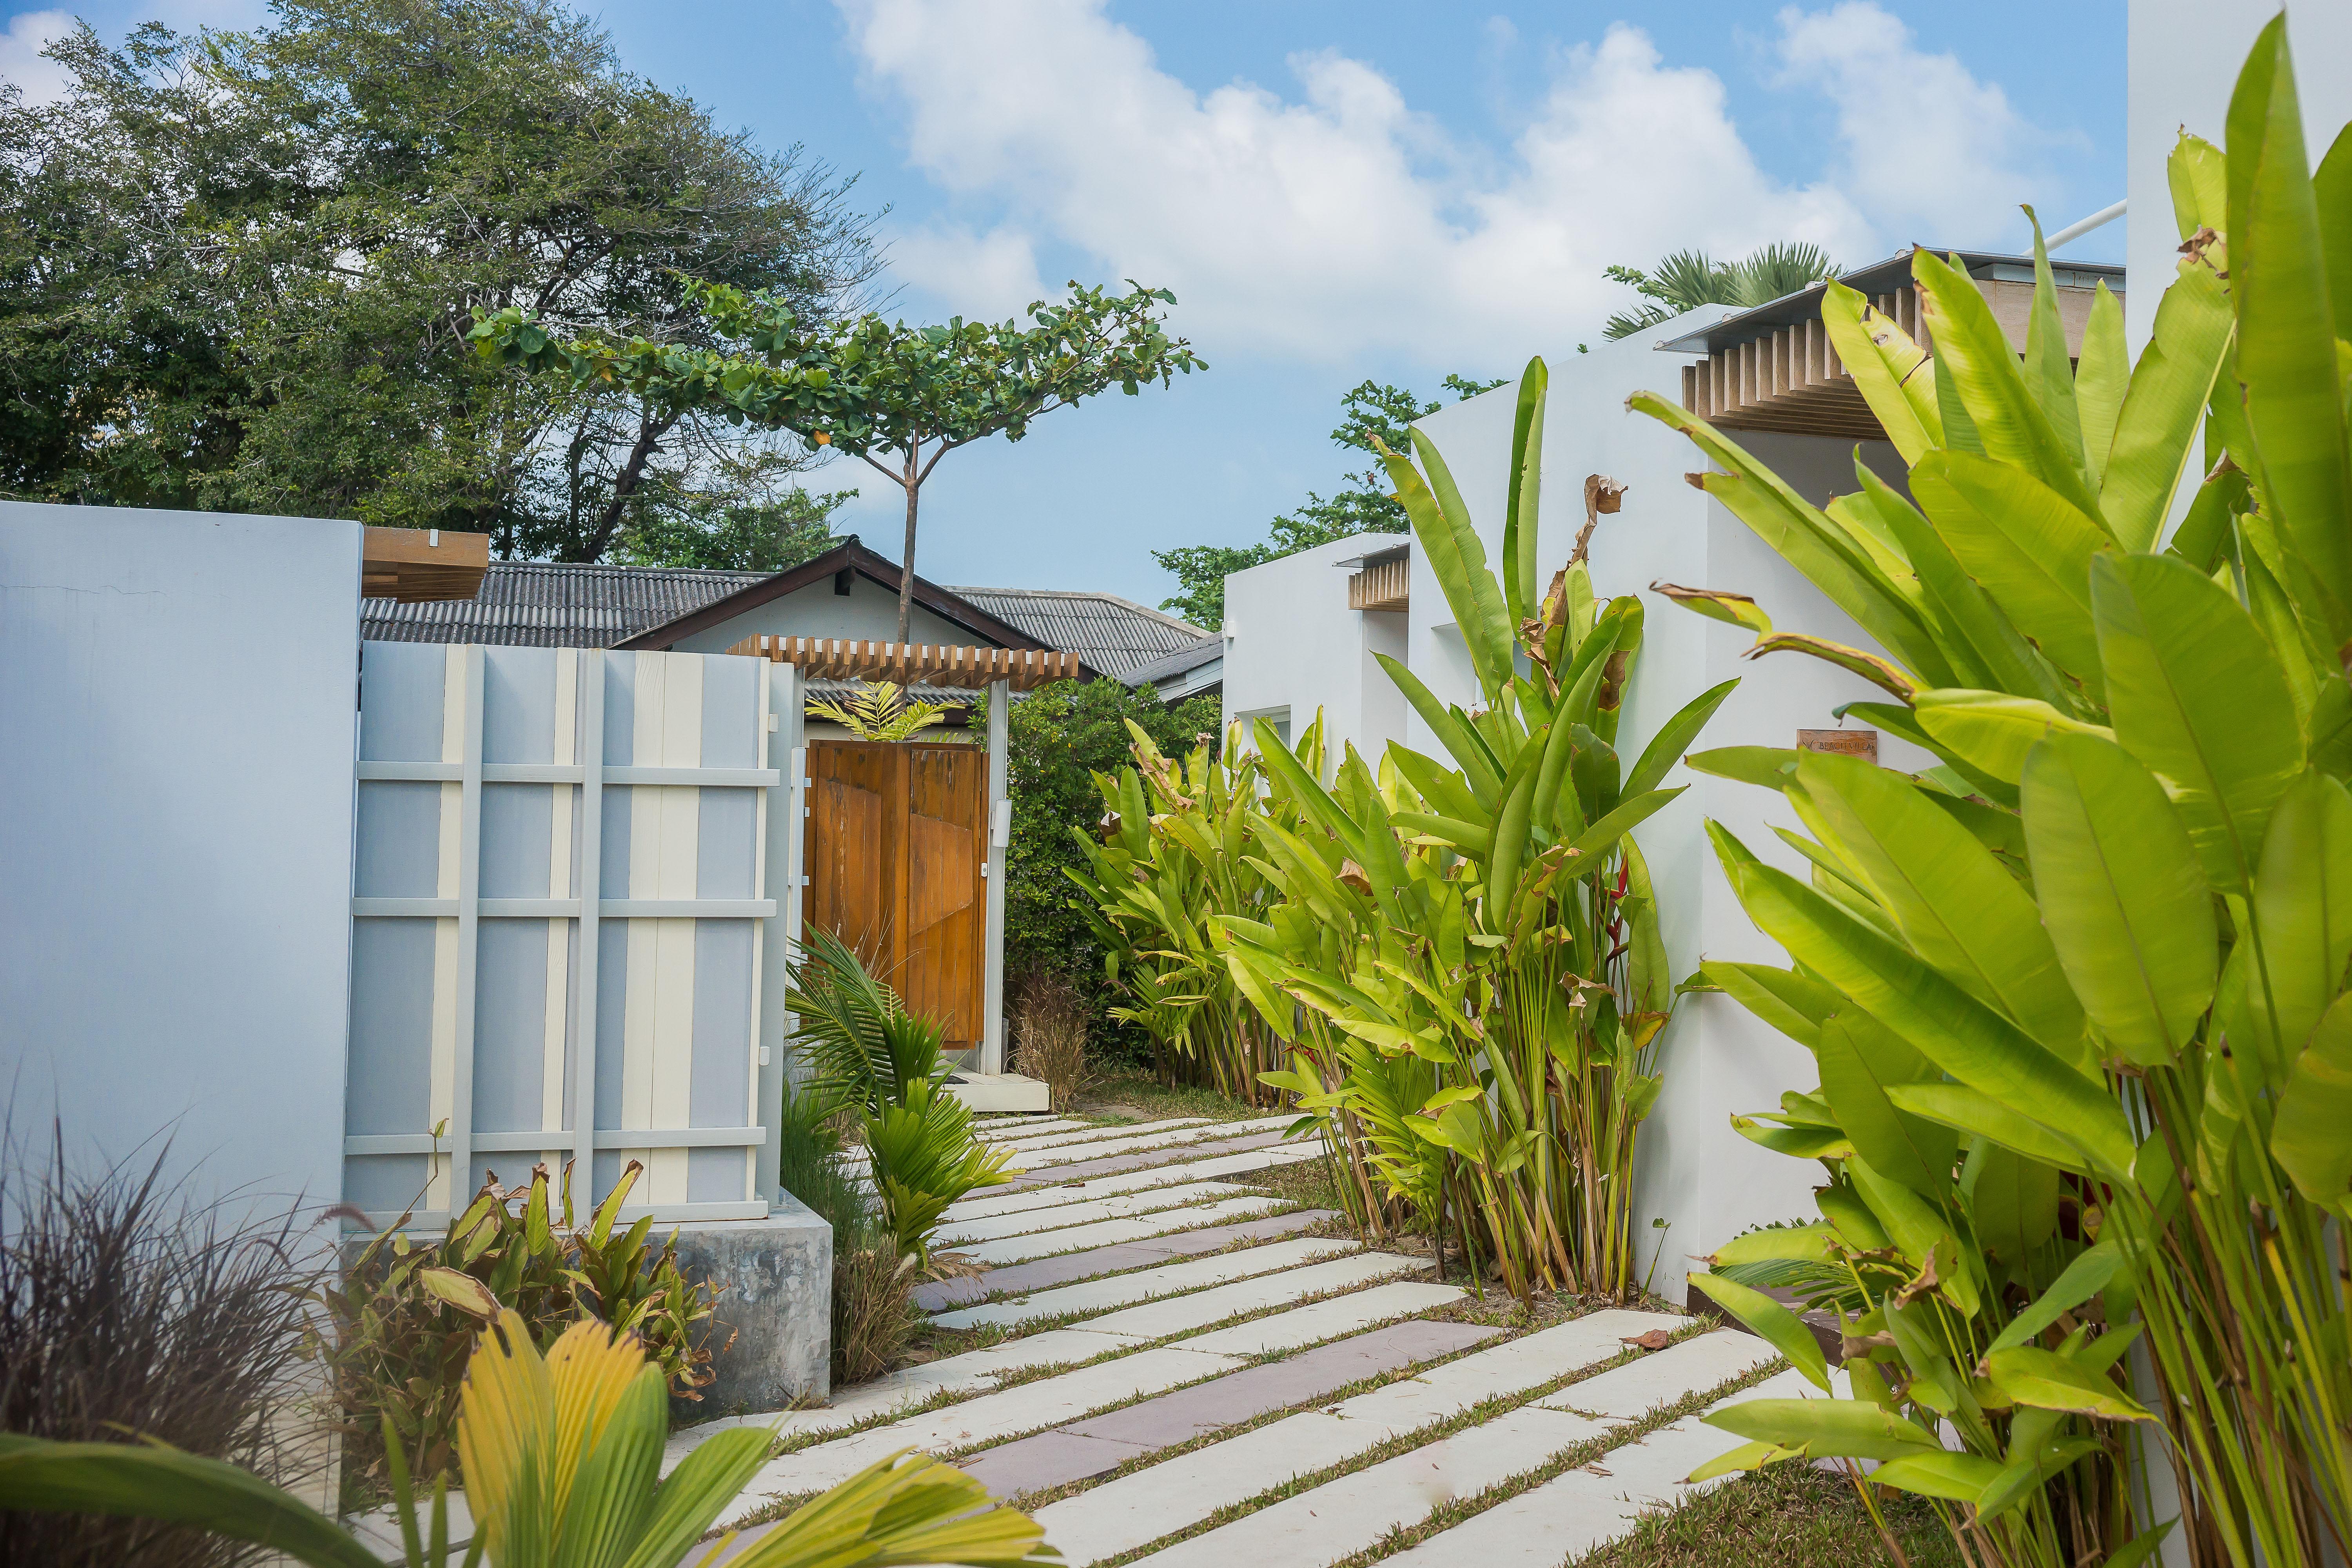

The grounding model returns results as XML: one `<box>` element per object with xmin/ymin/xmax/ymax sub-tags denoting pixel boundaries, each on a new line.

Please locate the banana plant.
<box><xmin>1638</xmin><ymin>22</ymin><xmax>2352</xmax><ymax>1567</ymax></box>
<box><xmin>0</xmin><ymin>1310</ymin><xmax>1056</xmax><ymax>1568</ymax></box>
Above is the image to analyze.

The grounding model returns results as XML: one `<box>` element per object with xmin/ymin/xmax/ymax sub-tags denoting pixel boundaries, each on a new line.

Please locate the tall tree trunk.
<box><xmin>574</xmin><ymin>409</ymin><xmax>677</xmax><ymax>563</ymax></box>
<box><xmin>896</xmin><ymin>441</ymin><xmax>920</xmax><ymax>642</ymax></box>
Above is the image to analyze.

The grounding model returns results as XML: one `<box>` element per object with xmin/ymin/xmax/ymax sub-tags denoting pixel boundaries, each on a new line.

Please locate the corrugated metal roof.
<box><xmin>363</xmin><ymin>562</ymin><xmax>766</xmax><ymax>648</ymax></box>
<box><xmin>363</xmin><ymin>563</ymin><xmax>1216</xmax><ymax>677</ymax></box>
<box><xmin>1120</xmin><ymin>635</ymin><xmax>1225</xmax><ymax>690</ymax></box>
<box><xmin>948</xmin><ymin>587</ymin><xmax>1209</xmax><ymax>677</ymax></box>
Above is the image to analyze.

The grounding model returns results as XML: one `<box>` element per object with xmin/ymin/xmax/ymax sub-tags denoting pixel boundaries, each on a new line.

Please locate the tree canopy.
<box><xmin>0</xmin><ymin>0</ymin><xmax>878</xmax><ymax>563</ymax></box>
<box><xmin>475</xmin><ymin>277</ymin><xmax>1207</xmax><ymax>637</ymax></box>
<box><xmin>1153</xmin><ymin>374</ymin><xmax>1501</xmax><ymax>629</ymax></box>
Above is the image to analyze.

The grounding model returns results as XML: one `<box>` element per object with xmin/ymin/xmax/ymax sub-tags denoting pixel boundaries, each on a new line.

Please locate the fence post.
<box><xmin>757</xmin><ymin>659</ymin><xmax>803</xmax><ymax>1205</ymax></box>
<box><xmin>570</xmin><ymin>649</ymin><xmax>604</xmax><ymax>1196</ymax></box>
<box><xmin>983</xmin><ymin>675</ymin><xmax>1010</xmax><ymax>1076</ymax></box>
<box><xmin>446</xmin><ymin>644</ymin><xmax>485</xmax><ymax>1200</ymax></box>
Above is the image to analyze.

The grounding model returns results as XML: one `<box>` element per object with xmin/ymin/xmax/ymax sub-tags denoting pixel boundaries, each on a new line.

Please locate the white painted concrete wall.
<box><xmin>2125</xmin><ymin>0</ymin><xmax>2352</xmax><ymax>354</ymax></box>
<box><xmin>0</xmin><ymin>501</ymin><xmax>362</xmax><ymax>1223</ymax></box>
<box><xmin>663</xmin><ymin>570</ymin><xmax>978</xmax><ymax>654</ymax></box>
<box><xmin>1221</xmin><ymin>535</ymin><xmax>1408</xmax><ymax>766</ymax></box>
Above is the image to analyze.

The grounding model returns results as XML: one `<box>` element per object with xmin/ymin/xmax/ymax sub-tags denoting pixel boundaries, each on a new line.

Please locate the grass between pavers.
<box><xmin>1003</xmin><ymin>1309</ymin><xmax>1721</xmax><ymax>1523</ymax></box>
<box><xmin>940</xmin><ymin>1198</ymin><xmax>1306</xmax><ymax>1270</ymax></box>
<box><xmin>1570</xmin><ymin>1459</ymin><xmax>1965</xmax><ymax>1568</ymax></box>
<box><xmin>936</xmin><ymin>1180</ymin><xmax>1274</xmax><ymax>1247</ymax></box>
<box><xmin>1072</xmin><ymin>1071</ymin><xmax>1277</xmax><ymax>1126</ymax></box>
<box><xmin>756</xmin><ymin>1265</ymin><xmax>1477</xmax><ymax>1473</ymax></box>
<box><xmin>1073</xmin><ymin>1329</ymin><xmax>1773</xmax><ymax>1568</ymax></box>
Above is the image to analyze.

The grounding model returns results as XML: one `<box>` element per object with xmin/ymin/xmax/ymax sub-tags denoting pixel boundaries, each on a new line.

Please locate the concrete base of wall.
<box><xmin>945</xmin><ymin>1072</ymin><xmax>1053</xmax><ymax>1112</ymax></box>
<box><xmin>669</xmin><ymin>1194</ymin><xmax>833</xmax><ymax>1419</ymax></box>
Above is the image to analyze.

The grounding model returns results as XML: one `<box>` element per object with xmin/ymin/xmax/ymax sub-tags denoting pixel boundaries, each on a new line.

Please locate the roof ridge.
<box><xmin>949</xmin><ymin>584</ymin><xmax>1209</xmax><ymax>636</ymax></box>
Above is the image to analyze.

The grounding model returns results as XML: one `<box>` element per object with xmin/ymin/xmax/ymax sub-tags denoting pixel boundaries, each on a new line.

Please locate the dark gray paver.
<box><xmin>914</xmin><ymin>1210</ymin><xmax>1343</xmax><ymax>1311</ymax></box>
<box><xmin>1000</xmin><ymin>1130</ymin><xmax>1297</xmax><ymax>1189</ymax></box>
<box><xmin>951</xmin><ymin>1316</ymin><xmax>1503</xmax><ymax>1498</ymax></box>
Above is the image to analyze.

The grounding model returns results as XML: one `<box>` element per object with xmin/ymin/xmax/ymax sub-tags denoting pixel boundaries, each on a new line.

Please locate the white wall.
<box><xmin>664</xmin><ymin>571</ymin><xmax>978</xmax><ymax>654</ymax></box>
<box><xmin>2125</xmin><ymin>0</ymin><xmax>2352</xmax><ymax>354</ymax></box>
<box><xmin>1408</xmin><ymin>322</ymin><xmax>1928</xmax><ymax>1304</ymax></box>
<box><xmin>0</xmin><ymin>502</ymin><xmax>362</xmax><ymax>1222</ymax></box>
<box><xmin>1221</xmin><ymin>535</ymin><xmax>1410</xmax><ymax>766</ymax></box>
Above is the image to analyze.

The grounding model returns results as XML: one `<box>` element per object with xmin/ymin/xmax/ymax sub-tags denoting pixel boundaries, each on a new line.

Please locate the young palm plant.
<box><xmin>0</xmin><ymin>1310</ymin><xmax>1054</xmax><ymax>1568</ymax></box>
<box><xmin>1634</xmin><ymin>21</ymin><xmax>2351</xmax><ymax>1566</ymax></box>
<box><xmin>785</xmin><ymin>930</ymin><xmax>1014</xmax><ymax>1261</ymax></box>
<box><xmin>806</xmin><ymin>681</ymin><xmax>953</xmax><ymax>741</ymax></box>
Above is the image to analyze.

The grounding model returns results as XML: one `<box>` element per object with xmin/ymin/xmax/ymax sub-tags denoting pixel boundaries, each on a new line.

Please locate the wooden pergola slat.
<box><xmin>726</xmin><ymin>635</ymin><xmax>1085</xmax><ymax>691</ymax></box>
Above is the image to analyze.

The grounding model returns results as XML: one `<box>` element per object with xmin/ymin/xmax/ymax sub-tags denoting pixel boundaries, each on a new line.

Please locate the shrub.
<box><xmin>307</xmin><ymin>1158</ymin><xmax>718</xmax><ymax>1492</ymax></box>
<box><xmin>776</xmin><ymin>1078</ymin><xmax>918</xmax><ymax>1385</ymax></box>
<box><xmin>0</xmin><ymin>1134</ymin><xmax>319</xmax><ymax>1568</ymax></box>
<box><xmin>1002</xmin><ymin>675</ymin><xmax>1222</xmax><ymax>1062</ymax></box>
<box><xmin>785</xmin><ymin>934</ymin><xmax>1014</xmax><ymax>1267</ymax></box>
<box><xmin>0</xmin><ymin>1308</ymin><xmax>1055</xmax><ymax>1568</ymax></box>
<box><xmin>1011</xmin><ymin>968</ymin><xmax>1094</xmax><ymax>1112</ymax></box>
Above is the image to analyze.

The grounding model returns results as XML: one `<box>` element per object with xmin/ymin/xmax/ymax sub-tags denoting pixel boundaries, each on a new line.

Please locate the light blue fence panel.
<box><xmin>345</xmin><ymin>642</ymin><xmax>780</xmax><ymax>1228</ymax></box>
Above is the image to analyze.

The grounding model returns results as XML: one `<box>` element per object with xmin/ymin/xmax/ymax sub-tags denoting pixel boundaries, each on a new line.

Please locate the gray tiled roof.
<box><xmin>947</xmin><ymin>587</ymin><xmax>1209</xmax><ymax>677</ymax></box>
<box><xmin>1120</xmin><ymin>635</ymin><xmax>1224</xmax><ymax>691</ymax></box>
<box><xmin>363</xmin><ymin>562</ymin><xmax>1216</xmax><ymax>677</ymax></box>
<box><xmin>363</xmin><ymin>562</ymin><xmax>765</xmax><ymax>648</ymax></box>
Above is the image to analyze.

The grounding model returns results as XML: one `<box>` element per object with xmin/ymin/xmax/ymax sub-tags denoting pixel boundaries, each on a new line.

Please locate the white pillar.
<box><xmin>757</xmin><ymin>661</ymin><xmax>805</xmax><ymax>1203</ymax></box>
<box><xmin>983</xmin><ymin>677</ymin><xmax>1011</xmax><ymax>1075</ymax></box>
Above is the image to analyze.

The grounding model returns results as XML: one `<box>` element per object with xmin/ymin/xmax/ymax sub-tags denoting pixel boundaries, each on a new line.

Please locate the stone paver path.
<box><xmin>674</xmin><ymin>1111</ymin><xmax>1830</xmax><ymax>1568</ymax></box>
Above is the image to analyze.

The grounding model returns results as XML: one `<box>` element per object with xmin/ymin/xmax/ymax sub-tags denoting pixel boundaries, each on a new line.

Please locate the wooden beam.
<box><xmin>726</xmin><ymin>635</ymin><xmax>1087</xmax><ymax>691</ymax></box>
<box><xmin>362</xmin><ymin>526</ymin><xmax>489</xmax><ymax>604</ymax></box>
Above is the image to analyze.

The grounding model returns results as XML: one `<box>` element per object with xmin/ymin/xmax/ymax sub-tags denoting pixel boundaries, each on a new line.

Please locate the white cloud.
<box><xmin>885</xmin><ymin>221</ymin><xmax>1047</xmax><ymax>322</ymax></box>
<box><xmin>0</xmin><ymin>11</ymin><xmax>75</xmax><ymax>107</ymax></box>
<box><xmin>1772</xmin><ymin>2</ymin><xmax>2052</xmax><ymax>249</ymax></box>
<box><xmin>840</xmin><ymin>0</ymin><xmax>2056</xmax><ymax>364</ymax></box>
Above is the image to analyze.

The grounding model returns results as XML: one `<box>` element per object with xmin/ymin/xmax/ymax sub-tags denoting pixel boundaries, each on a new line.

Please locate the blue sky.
<box><xmin>3</xmin><ymin>0</ymin><xmax>2126</xmax><ymax>612</ymax></box>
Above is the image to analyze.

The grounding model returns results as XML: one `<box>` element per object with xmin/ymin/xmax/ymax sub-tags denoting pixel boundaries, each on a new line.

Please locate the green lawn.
<box><xmin>1575</xmin><ymin>1461</ymin><xmax>1964</xmax><ymax>1568</ymax></box>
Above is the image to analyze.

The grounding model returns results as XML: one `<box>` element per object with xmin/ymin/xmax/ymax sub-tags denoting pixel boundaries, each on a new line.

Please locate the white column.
<box><xmin>983</xmin><ymin>677</ymin><xmax>1011</xmax><ymax>1076</ymax></box>
<box><xmin>757</xmin><ymin>661</ymin><xmax>805</xmax><ymax>1203</ymax></box>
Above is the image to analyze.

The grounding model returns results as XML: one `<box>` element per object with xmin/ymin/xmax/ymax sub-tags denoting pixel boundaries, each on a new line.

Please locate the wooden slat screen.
<box><xmin>726</xmin><ymin>635</ymin><xmax>1083</xmax><ymax>690</ymax></box>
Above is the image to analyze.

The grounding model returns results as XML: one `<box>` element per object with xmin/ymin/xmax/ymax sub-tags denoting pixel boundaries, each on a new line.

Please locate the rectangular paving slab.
<box><xmin>952</xmin><ymin>1196</ymin><xmax>1287</xmax><ymax>1267</ymax></box>
<box><xmin>1172</xmin><ymin>1280</ymin><xmax>1465</xmax><ymax>1356</ymax></box>
<box><xmin>915</xmin><ymin>1210</ymin><xmax>1344</xmax><ymax>1312</ymax></box>
<box><xmin>657</xmin><ymin>1327</ymin><xmax>1138</xmax><ymax>1473</ymax></box>
<box><xmin>942</xmin><ymin>1145</ymin><xmax>1320</xmax><ymax>1225</ymax></box>
<box><xmin>722</xmin><ymin>1346</ymin><xmax>1245</xmax><ymax>1519</ymax></box>
<box><xmin>1069</xmin><ymin>1254</ymin><xmax>1435</xmax><ymax>1341</ymax></box>
<box><xmin>1010</xmin><ymin>1116</ymin><xmax>1303</xmax><ymax>1169</ymax></box>
<box><xmin>1024</xmin><ymin>1308</ymin><xmax>1693</xmax><ymax>1566</ymax></box>
<box><xmin>1532</xmin><ymin>1328</ymin><xmax>1781</xmax><ymax>1419</ymax></box>
<box><xmin>1000</xmin><ymin>1130</ymin><xmax>1300</xmax><ymax>1189</ymax></box>
<box><xmin>987</xmin><ymin>1118</ymin><xmax>1211</xmax><ymax>1151</ymax></box>
<box><xmin>959</xmin><ymin>1316</ymin><xmax>1501</xmax><ymax>1500</ymax></box>
<box><xmin>934</xmin><ymin>1181</ymin><xmax>1260</xmax><ymax>1246</ymax></box>
<box><xmin>927</xmin><ymin>1235</ymin><xmax>1361</xmax><ymax>1329</ymax></box>
<box><xmin>1377</xmin><ymin>1366</ymin><xmax>1820</xmax><ymax>1568</ymax></box>
<box><xmin>1132</xmin><ymin>1406</ymin><xmax>1612</xmax><ymax>1568</ymax></box>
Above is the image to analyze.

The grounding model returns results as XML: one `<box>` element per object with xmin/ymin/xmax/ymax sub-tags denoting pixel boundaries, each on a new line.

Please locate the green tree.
<box><xmin>1601</xmin><ymin>242</ymin><xmax>1842</xmax><ymax>339</ymax></box>
<box><xmin>612</xmin><ymin>478</ymin><xmax>855</xmax><ymax>571</ymax></box>
<box><xmin>1000</xmin><ymin>677</ymin><xmax>1221</xmax><ymax>1058</ymax></box>
<box><xmin>0</xmin><ymin>0</ymin><xmax>880</xmax><ymax>560</ymax></box>
<box><xmin>474</xmin><ymin>278</ymin><xmax>1207</xmax><ymax>639</ymax></box>
<box><xmin>1153</xmin><ymin>373</ymin><xmax>1501</xmax><ymax>628</ymax></box>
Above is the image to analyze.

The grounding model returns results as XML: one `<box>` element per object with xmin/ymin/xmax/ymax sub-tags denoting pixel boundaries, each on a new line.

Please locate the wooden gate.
<box><xmin>804</xmin><ymin>740</ymin><xmax>988</xmax><ymax>1049</ymax></box>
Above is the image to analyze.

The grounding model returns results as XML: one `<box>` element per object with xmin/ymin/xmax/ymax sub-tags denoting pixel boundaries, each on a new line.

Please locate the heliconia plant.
<box><xmin>1211</xmin><ymin>356</ymin><xmax>1736</xmax><ymax>1299</ymax></box>
<box><xmin>1067</xmin><ymin>721</ymin><xmax>1303</xmax><ymax>1105</ymax></box>
<box><xmin>1633</xmin><ymin>18</ymin><xmax>2350</xmax><ymax>1568</ymax></box>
